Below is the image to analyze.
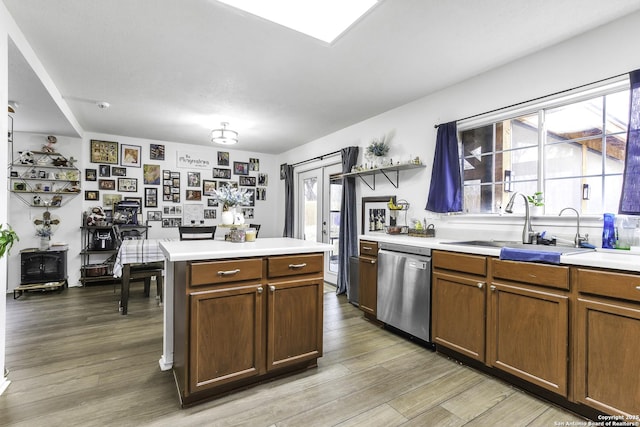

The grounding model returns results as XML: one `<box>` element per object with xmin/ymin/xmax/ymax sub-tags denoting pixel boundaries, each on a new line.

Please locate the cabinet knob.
<box><xmin>477</xmin><ymin>282</ymin><xmax>484</xmax><ymax>289</ymax></box>
<box><xmin>269</xmin><ymin>285</ymin><xmax>276</xmax><ymax>292</ymax></box>
<box><xmin>370</xmin><ymin>259</ymin><xmax>376</xmax><ymax>264</ymax></box>
<box><xmin>257</xmin><ymin>287</ymin><xmax>263</xmax><ymax>294</ymax></box>
<box><xmin>490</xmin><ymin>285</ymin><xmax>496</xmax><ymax>292</ymax></box>
<box><xmin>636</xmin><ymin>286</ymin><xmax>640</xmax><ymax>291</ymax></box>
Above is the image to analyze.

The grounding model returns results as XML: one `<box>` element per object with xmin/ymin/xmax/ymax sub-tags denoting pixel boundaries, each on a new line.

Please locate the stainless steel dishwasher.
<box><xmin>377</xmin><ymin>242</ymin><xmax>432</xmax><ymax>343</ymax></box>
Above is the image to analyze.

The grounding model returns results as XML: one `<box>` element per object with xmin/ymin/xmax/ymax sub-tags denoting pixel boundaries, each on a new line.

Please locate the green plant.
<box><xmin>366</xmin><ymin>135</ymin><xmax>390</xmax><ymax>157</ymax></box>
<box><xmin>527</xmin><ymin>192</ymin><xmax>544</xmax><ymax>207</ymax></box>
<box><xmin>0</xmin><ymin>224</ymin><xmax>19</xmax><ymax>258</ymax></box>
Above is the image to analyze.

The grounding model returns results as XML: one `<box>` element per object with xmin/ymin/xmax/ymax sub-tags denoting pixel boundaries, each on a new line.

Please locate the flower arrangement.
<box><xmin>212</xmin><ymin>186</ymin><xmax>251</xmax><ymax>209</ymax></box>
<box><xmin>35</xmin><ymin>226</ymin><xmax>54</xmax><ymax>238</ymax></box>
<box><xmin>367</xmin><ymin>135</ymin><xmax>390</xmax><ymax>157</ymax></box>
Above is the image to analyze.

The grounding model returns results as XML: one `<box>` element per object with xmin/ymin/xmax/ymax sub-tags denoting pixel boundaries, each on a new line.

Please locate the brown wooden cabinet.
<box><xmin>266</xmin><ymin>254</ymin><xmax>324</xmax><ymax>370</ymax></box>
<box><xmin>573</xmin><ymin>268</ymin><xmax>640</xmax><ymax>416</ymax></box>
<box><xmin>432</xmin><ymin>250</ymin><xmax>487</xmax><ymax>362</ymax></box>
<box><xmin>488</xmin><ymin>260</ymin><xmax>570</xmax><ymax>397</ymax></box>
<box><xmin>173</xmin><ymin>253</ymin><xmax>324</xmax><ymax>406</ymax></box>
<box><xmin>358</xmin><ymin>240</ymin><xmax>378</xmax><ymax>317</ymax></box>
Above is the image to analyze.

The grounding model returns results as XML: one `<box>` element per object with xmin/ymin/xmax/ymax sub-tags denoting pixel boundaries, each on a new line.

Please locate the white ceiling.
<box><xmin>6</xmin><ymin>0</ymin><xmax>640</xmax><ymax>154</ymax></box>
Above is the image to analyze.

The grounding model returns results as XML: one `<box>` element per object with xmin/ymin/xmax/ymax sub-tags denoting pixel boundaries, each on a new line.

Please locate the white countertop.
<box><xmin>159</xmin><ymin>237</ymin><xmax>333</xmax><ymax>262</ymax></box>
<box><xmin>360</xmin><ymin>233</ymin><xmax>640</xmax><ymax>273</ymax></box>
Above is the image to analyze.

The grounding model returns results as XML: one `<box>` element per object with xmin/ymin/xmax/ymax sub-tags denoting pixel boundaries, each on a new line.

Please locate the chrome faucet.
<box><xmin>559</xmin><ymin>207</ymin><xmax>588</xmax><ymax>248</ymax></box>
<box><xmin>505</xmin><ymin>192</ymin><xmax>537</xmax><ymax>244</ymax></box>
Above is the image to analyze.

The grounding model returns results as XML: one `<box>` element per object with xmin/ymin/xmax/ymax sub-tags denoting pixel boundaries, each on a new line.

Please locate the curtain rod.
<box><xmin>290</xmin><ymin>149</ymin><xmax>342</xmax><ymax>167</ymax></box>
<box><xmin>434</xmin><ymin>71</ymin><xmax>629</xmax><ymax>129</ymax></box>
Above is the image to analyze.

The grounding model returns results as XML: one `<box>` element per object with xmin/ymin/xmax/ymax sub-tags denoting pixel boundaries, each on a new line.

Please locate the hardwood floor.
<box><xmin>1</xmin><ymin>283</ymin><xmax>586</xmax><ymax>426</ymax></box>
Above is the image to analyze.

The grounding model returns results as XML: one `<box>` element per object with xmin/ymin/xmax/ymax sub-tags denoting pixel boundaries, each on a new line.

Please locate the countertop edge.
<box><xmin>359</xmin><ymin>234</ymin><xmax>640</xmax><ymax>273</ymax></box>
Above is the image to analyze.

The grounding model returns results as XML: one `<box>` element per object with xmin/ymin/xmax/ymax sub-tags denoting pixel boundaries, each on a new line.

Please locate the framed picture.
<box><xmin>112</xmin><ymin>167</ymin><xmax>127</xmax><ymax>177</ymax></box>
<box><xmin>38</xmin><ymin>170</ymin><xmax>47</xmax><ymax>179</ymax></box>
<box><xmin>90</xmin><ymin>140</ymin><xmax>118</xmax><ymax>164</ymax></box>
<box><xmin>186</xmin><ymin>189</ymin><xmax>202</xmax><ymax>201</ymax></box>
<box><xmin>118</xmin><ymin>178</ymin><xmax>138</xmax><ymax>192</ymax></box>
<box><xmin>85</xmin><ymin>190</ymin><xmax>99</xmax><ymax>201</ymax></box>
<box><xmin>217</xmin><ymin>151</ymin><xmax>229</xmax><ymax>166</ymax></box>
<box><xmin>143</xmin><ymin>164</ymin><xmax>161</xmax><ymax>185</ymax></box>
<box><xmin>280</xmin><ymin>163</ymin><xmax>287</xmax><ymax>180</ymax></box>
<box><xmin>242</xmin><ymin>208</ymin><xmax>255</xmax><ymax>220</ymax></box>
<box><xmin>203</xmin><ymin>180</ymin><xmax>217</xmax><ymax>196</ymax></box>
<box><xmin>233</xmin><ymin>161</ymin><xmax>249</xmax><ymax>175</ymax></box>
<box><xmin>163</xmin><ymin>206</ymin><xmax>182</xmax><ymax>215</ymax></box>
<box><xmin>204</xmin><ymin>209</ymin><xmax>217</xmax><ymax>219</ymax></box>
<box><xmin>243</xmin><ymin>188</ymin><xmax>255</xmax><ymax>206</ymax></box>
<box><xmin>85</xmin><ymin>169</ymin><xmax>97</xmax><ymax>181</ymax></box>
<box><xmin>213</xmin><ymin>168</ymin><xmax>231</xmax><ymax>179</ymax></box>
<box><xmin>239</xmin><ymin>176</ymin><xmax>256</xmax><ymax>186</ymax></box>
<box><xmin>147</xmin><ymin>210</ymin><xmax>162</xmax><ymax>221</ymax></box>
<box><xmin>150</xmin><ymin>144</ymin><xmax>165</xmax><ymax>160</ymax></box>
<box><xmin>219</xmin><ymin>180</ymin><xmax>238</xmax><ymax>189</ymax></box>
<box><xmin>145</xmin><ymin>187</ymin><xmax>158</xmax><ymax>207</ymax></box>
<box><xmin>207</xmin><ymin>198</ymin><xmax>218</xmax><ymax>207</ymax></box>
<box><xmin>102</xmin><ymin>193</ymin><xmax>122</xmax><ymax>207</ymax></box>
<box><xmin>98</xmin><ymin>179</ymin><xmax>115</xmax><ymax>190</ymax></box>
<box><xmin>256</xmin><ymin>187</ymin><xmax>266</xmax><ymax>201</ymax></box>
<box><xmin>362</xmin><ymin>196</ymin><xmax>396</xmax><ymax>234</ymax></box>
<box><xmin>187</xmin><ymin>171</ymin><xmax>201</xmax><ymax>187</ymax></box>
<box><xmin>249</xmin><ymin>158</ymin><xmax>260</xmax><ymax>171</ymax></box>
<box><xmin>120</xmin><ymin>144</ymin><xmax>142</xmax><ymax>168</ymax></box>
<box><xmin>99</xmin><ymin>164</ymin><xmax>110</xmax><ymax>177</ymax></box>
<box><xmin>257</xmin><ymin>173</ymin><xmax>268</xmax><ymax>186</ymax></box>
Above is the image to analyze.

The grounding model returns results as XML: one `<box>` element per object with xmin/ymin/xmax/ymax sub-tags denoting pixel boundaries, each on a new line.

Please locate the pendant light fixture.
<box><xmin>210</xmin><ymin>122</ymin><xmax>238</xmax><ymax>145</ymax></box>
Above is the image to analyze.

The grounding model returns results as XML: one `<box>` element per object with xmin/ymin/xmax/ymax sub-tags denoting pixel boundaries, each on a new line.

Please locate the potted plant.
<box><xmin>366</xmin><ymin>135</ymin><xmax>390</xmax><ymax>167</ymax></box>
<box><xmin>0</xmin><ymin>224</ymin><xmax>19</xmax><ymax>259</ymax></box>
<box><xmin>527</xmin><ymin>192</ymin><xmax>544</xmax><ymax>215</ymax></box>
<box><xmin>212</xmin><ymin>187</ymin><xmax>251</xmax><ymax>225</ymax></box>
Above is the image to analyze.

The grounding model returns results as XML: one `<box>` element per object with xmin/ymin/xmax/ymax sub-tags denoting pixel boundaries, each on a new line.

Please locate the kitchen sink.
<box><xmin>442</xmin><ymin>240</ymin><xmax>595</xmax><ymax>255</ymax></box>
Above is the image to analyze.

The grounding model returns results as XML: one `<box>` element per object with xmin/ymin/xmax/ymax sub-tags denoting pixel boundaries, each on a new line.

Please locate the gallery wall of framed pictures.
<box><xmin>84</xmin><ymin>140</ymin><xmax>271</xmax><ymax>231</ymax></box>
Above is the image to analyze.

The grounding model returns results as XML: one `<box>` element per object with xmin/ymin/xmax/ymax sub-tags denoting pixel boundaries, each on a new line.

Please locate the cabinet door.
<box><xmin>574</xmin><ymin>297</ymin><xmax>640</xmax><ymax>416</ymax></box>
<box><xmin>358</xmin><ymin>256</ymin><xmax>377</xmax><ymax>316</ymax></box>
<box><xmin>189</xmin><ymin>284</ymin><xmax>264</xmax><ymax>393</ymax></box>
<box><xmin>266</xmin><ymin>277</ymin><xmax>323</xmax><ymax>370</ymax></box>
<box><xmin>488</xmin><ymin>282</ymin><xmax>569</xmax><ymax>397</ymax></box>
<box><xmin>432</xmin><ymin>271</ymin><xmax>486</xmax><ymax>361</ymax></box>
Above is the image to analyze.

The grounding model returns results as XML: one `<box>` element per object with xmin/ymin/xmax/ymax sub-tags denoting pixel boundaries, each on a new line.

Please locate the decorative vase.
<box><xmin>221</xmin><ymin>207</ymin><xmax>235</xmax><ymax>225</ymax></box>
<box><xmin>40</xmin><ymin>237</ymin><xmax>49</xmax><ymax>250</ymax></box>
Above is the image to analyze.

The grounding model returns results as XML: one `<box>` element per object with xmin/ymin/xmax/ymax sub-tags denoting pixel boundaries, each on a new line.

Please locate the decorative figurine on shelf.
<box><xmin>18</xmin><ymin>151</ymin><xmax>34</xmax><ymax>165</ymax></box>
<box><xmin>51</xmin><ymin>157</ymin><xmax>69</xmax><ymax>167</ymax></box>
<box><xmin>42</xmin><ymin>135</ymin><xmax>57</xmax><ymax>153</ymax></box>
<box><xmin>86</xmin><ymin>206</ymin><xmax>107</xmax><ymax>226</ymax></box>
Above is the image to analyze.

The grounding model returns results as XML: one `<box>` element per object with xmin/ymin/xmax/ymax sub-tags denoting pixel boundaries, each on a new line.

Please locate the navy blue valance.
<box><xmin>426</xmin><ymin>121</ymin><xmax>462</xmax><ymax>213</ymax></box>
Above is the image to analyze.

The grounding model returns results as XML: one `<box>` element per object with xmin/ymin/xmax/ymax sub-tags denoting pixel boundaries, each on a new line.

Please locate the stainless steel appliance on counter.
<box><xmin>377</xmin><ymin>242</ymin><xmax>432</xmax><ymax>343</ymax></box>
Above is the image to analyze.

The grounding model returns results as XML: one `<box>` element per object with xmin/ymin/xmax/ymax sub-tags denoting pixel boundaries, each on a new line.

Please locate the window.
<box><xmin>460</xmin><ymin>85</ymin><xmax>629</xmax><ymax>215</ymax></box>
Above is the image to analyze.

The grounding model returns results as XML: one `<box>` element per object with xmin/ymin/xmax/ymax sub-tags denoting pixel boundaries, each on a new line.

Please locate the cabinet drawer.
<box><xmin>576</xmin><ymin>268</ymin><xmax>640</xmax><ymax>303</ymax></box>
<box><xmin>433</xmin><ymin>250</ymin><xmax>486</xmax><ymax>276</ymax></box>
<box><xmin>268</xmin><ymin>254</ymin><xmax>323</xmax><ymax>278</ymax></box>
<box><xmin>492</xmin><ymin>259</ymin><xmax>569</xmax><ymax>290</ymax></box>
<box><xmin>359</xmin><ymin>240</ymin><xmax>378</xmax><ymax>257</ymax></box>
<box><xmin>190</xmin><ymin>258</ymin><xmax>263</xmax><ymax>286</ymax></box>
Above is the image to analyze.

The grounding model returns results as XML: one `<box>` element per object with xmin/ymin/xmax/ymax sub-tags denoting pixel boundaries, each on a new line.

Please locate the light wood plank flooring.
<box><xmin>1</xmin><ymin>283</ymin><xmax>586</xmax><ymax>426</ymax></box>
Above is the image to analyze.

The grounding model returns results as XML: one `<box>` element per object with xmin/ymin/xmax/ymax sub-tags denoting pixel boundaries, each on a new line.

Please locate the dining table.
<box><xmin>112</xmin><ymin>238</ymin><xmax>174</xmax><ymax>314</ymax></box>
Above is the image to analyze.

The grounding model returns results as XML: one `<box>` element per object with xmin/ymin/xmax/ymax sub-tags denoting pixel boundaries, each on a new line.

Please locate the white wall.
<box><xmin>278</xmin><ymin>10</ymin><xmax>640</xmax><ymax>242</ymax></box>
<box><xmin>5</xmin><ymin>131</ymin><xmax>280</xmax><ymax>290</ymax></box>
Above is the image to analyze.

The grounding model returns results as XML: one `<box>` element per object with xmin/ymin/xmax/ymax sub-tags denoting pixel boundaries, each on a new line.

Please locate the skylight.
<box><xmin>217</xmin><ymin>0</ymin><xmax>379</xmax><ymax>43</ymax></box>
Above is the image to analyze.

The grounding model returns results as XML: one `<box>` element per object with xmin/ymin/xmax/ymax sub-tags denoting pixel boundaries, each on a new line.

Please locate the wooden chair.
<box><xmin>178</xmin><ymin>226</ymin><xmax>217</xmax><ymax>240</ymax></box>
<box><xmin>249</xmin><ymin>224</ymin><xmax>261</xmax><ymax>237</ymax></box>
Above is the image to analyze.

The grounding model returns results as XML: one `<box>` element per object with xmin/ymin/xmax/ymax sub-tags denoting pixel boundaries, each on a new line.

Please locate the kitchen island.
<box><xmin>159</xmin><ymin>237</ymin><xmax>333</xmax><ymax>406</ymax></box>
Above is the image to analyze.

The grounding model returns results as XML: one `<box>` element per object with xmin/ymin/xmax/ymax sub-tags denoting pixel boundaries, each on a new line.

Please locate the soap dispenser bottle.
<box><xmin>602</xmin><ymin>213</ymin><xmax>616</xmax><ymax>249</ymax></box>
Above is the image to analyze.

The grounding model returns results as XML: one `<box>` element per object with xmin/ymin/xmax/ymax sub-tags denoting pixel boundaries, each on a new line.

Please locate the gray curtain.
<box><xmin>336</xmin><ymin>147</ymin><xmax>359</xmax><ymax>295</ymax></box>
<box><xmin>282</xmin><ymin>164</ymin><xmax>295</xmax><ymax>237</ymax></box>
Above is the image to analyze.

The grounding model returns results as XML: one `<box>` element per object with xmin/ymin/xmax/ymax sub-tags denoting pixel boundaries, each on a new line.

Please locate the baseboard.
<box><xmin>0</xmin><ymin>376</ymin><xmax>11</xmax><ymax>395</ymax></box>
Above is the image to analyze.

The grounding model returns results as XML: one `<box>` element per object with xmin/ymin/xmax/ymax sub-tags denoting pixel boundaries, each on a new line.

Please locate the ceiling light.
<box><xmin>210</xmin><ymin>122</ymin><xmax>238</xmax><ymax>145</ymax></box>
<box><xmin>217</xmin><ymin>0</ymin><xmax>379</xmax><ymax>43</ymax></box>
<box><xmin>96</xmin><ymin>101</ymin><xmax>110</xmax><ymax>109</ymax></box>
<box><xmin>8</xmin><ymin>101</ymin><xmax>18</xmax><ymax>113</ymax></box>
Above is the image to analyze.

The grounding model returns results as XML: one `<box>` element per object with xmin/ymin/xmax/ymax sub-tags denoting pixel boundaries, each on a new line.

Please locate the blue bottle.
<box><xmin>602</xmin><ymin>213</ymin><xmax>616</xmax><ymax>249</ymax></box>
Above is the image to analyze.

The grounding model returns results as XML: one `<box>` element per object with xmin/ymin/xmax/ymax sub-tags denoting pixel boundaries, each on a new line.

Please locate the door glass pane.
<box><xmin>328</xmin><ymin>180</ymin><xmax>342</xmax><ymax>274</ymax></box>
<box><xmin>303</xmin><ymin>177</ymin><xmax>317</xmax><ymax>241</ymax></box>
